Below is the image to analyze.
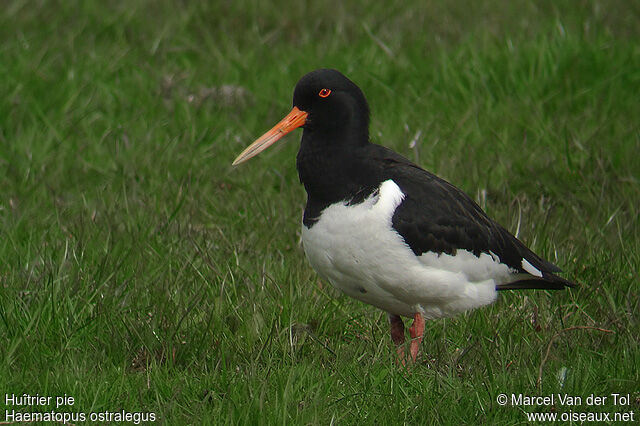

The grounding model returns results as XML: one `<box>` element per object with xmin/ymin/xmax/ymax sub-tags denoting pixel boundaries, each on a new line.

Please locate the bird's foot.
<box><xmin>408</xmin><ymin>312</ymin><xmax>425</xmax><ymax>362</ymax></box>
<box><xmin>389</xmin><ymin>313</ymin><xmax>425</xmax><ymax>365</ymax></box>
<box><xmin>389</xmin><ymin>314</ymin><xmax>407</xmax><ymax>365</ymax></box>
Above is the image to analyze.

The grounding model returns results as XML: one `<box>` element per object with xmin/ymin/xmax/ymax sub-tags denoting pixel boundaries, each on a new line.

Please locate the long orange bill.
<box><xmin>232</xmin><ymin>106</ymin><xmax>308</xmax><ymax>166</ymax></box>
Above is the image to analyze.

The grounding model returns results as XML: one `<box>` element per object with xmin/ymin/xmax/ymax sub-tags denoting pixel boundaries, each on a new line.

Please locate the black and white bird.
<box><xmin>232</xmin><ymin>69</ymin><xmax>576</xmax><ymax>363</ymax></box>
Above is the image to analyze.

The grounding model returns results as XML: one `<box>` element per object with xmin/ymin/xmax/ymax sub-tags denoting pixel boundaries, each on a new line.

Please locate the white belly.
<box><xmin>301</xmin><ymin>180</ymin><xmax>510</xmax><ymax>319</ymax></box>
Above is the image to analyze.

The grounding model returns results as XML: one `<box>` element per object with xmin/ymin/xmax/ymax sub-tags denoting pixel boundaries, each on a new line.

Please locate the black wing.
<box><xmin>366</xmin><ymin>145</ymin><xmax>576</xmax><ymax>290</ymax></box>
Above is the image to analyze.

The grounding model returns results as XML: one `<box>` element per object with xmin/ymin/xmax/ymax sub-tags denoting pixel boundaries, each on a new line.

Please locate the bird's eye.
<box><xmin>318</xmin><ymin>88</ymin><xmax>331</xmax><ymax>98</ymax></box>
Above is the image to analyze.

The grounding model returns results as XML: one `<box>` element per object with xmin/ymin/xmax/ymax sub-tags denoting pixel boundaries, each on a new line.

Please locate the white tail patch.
<box><xmin>521</xmin><ymin>258</ymin><xmax>543</xmax><ymax>277</ymax></box>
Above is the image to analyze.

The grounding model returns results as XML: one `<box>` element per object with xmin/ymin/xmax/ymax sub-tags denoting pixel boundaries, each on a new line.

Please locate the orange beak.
<box><xmin>232</xmin><ymin>106</ymin><xmax>308</xmax><ymax>166</ymax></box>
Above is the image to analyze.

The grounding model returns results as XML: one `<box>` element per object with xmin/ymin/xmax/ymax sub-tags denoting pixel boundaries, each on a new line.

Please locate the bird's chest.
<box><xmin>300</xmin><ymin>180</ymin><xmax>410</xmax><ymax>303</ymax></box>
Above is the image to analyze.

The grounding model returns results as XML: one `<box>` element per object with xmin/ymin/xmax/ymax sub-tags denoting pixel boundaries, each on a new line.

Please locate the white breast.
<box><xmin>301</xmin><ymin>179</ymin><xmax>512</xmax><ymax>319</ymax></box>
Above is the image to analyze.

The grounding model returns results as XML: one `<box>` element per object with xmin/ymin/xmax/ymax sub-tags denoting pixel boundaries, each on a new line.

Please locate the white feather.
<box><xmin>521</xmin><ymin>258</ymin><xmax>543</xmax><ymax>277</ymax></box>
<box><xmin>301</xmin><ymin>179</ymin><xmax>519</xmax><ymax>319</ymax></box>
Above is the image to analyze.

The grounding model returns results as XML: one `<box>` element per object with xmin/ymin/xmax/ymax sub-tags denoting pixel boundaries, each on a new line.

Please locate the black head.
<box><xmin>232</xmin><ymin>69</ymin><xmax>370</xmax><ymax>166</ymax></box>
<box><xmin>292</xmin><ymin>69</ymin><xmax>370</xmax><ymax>140</ymax></box>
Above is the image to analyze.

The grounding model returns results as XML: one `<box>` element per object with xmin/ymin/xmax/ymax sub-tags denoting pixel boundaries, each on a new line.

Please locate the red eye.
<box><xmin>318</xmin><ymin>88</ymin><xmax>331</xmax><ymax>98</ymax></box>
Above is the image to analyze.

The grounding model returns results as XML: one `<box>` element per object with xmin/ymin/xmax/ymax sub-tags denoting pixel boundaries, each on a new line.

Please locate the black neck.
<box><xmin>296</xmin><ymin>129</ymin><xmax>378</xmax><ymax>227</ymax></box>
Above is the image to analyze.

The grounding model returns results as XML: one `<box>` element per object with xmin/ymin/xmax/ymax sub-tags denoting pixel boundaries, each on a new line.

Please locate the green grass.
<box><xmin>1</xmin><ymin>0</ymin><xmax>638</xmax><ymax>423</ymax></box>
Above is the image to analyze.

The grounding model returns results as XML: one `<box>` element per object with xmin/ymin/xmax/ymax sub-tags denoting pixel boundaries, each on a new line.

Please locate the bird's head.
<box><xmin>232</xmin><ymin>69</ymin><xmax>369</xmax><ymax>166</ymax></box>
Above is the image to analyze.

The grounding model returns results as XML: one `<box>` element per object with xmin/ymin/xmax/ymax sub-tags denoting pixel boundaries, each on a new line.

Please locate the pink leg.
<box><xmin>388</xmin><ymin>314</ymin><xmax>406</xmax><ymax>364</ymax></box>
<box><xmin>408</xmin><ymin>313</ymin><xmax>425</xmax><ymax>362</ymax></box>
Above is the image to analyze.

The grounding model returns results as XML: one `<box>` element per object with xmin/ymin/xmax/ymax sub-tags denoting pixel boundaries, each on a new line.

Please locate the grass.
<box><xmin>1</xmin><ymin>0</ymin><xmax>638</xmax><ymax>423</ymax></box>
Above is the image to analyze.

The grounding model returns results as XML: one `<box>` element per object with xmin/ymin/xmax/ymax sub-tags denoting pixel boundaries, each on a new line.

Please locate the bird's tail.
<box><xmin>496</xmin><ymin>272</ymin><xmax>577</xmax><ymax>291</ymax></box>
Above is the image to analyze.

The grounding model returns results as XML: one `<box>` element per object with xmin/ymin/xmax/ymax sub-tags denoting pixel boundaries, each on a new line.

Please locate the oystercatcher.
<box><xmin>233</xmin><ymin>69</ymin><xmax>576</xmax><ymax>363</ymax></box>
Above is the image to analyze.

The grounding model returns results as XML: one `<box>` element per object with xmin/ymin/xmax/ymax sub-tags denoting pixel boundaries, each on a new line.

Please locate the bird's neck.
<box><xmin>296</xmin><ymin>130</ymin><xmax>378</xmax><ymax>227</ymax></box>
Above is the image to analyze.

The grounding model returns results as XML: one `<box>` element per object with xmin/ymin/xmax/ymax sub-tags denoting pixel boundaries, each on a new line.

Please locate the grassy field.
<box><xmin>1</xmin><ymin>0</ymin><xmax>638</xmax><ymax>423</ymax></box>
